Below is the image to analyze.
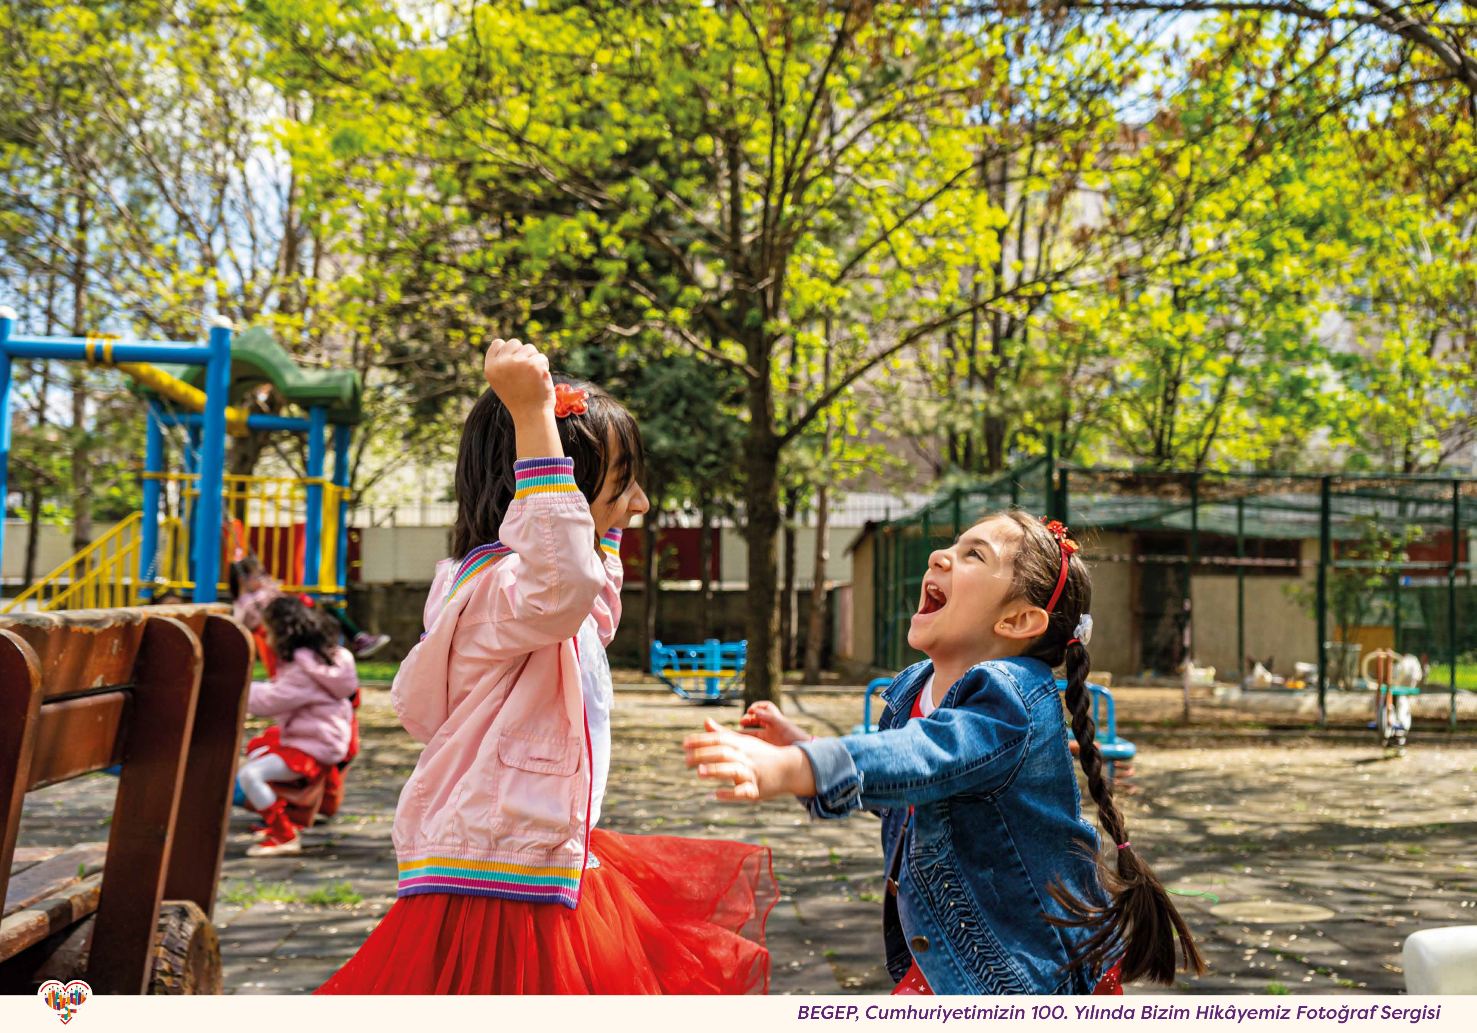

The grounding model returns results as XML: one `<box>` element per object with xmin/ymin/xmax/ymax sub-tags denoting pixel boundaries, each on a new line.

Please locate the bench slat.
<box><xmin>0</xmin><ymin>873</ymin><xmax>102</xmax><ymax>961</ymax></box>
<box><xmin>26</xmin><ymin>693</ymin><xmax>128</xmax><ymax>791</ymax></box>
<box><xmin>10</xmin><ymin>846</ymin><xmax>65</xmax><ymax>873</ymax></box>
<box><xmin>4</xmin><ymin>843</ymin><xmax>107</xmax><ymax>919</ymax></box>
<box><xmin>0</xmin><ymin>610</ymin><xmax>150</xmax><ymax>701</ymax></box>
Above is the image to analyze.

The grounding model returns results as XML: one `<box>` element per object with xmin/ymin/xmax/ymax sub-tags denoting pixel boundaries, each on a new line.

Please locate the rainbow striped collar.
<box><xmin>445</xmin><ymin>541</ymin><xmax>512</xmax><ymax>604</ymax></box>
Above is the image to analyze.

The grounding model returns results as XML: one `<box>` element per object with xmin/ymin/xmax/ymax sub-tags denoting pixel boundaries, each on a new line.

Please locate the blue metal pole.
<box><xmin>158</xmin><ymin>411</ymin><xmax>312</xmax><ymax>434</ymax></box>
<box><xmin>139</xmin><ymin>405</ymin><xmax>164</xmax><ymax>601</ymax></box>
<box><xmin>0</xmin><ymin>306</ymin><xmax>15</xmax><ymax>577</ymax></box>
<box><xmin>192</xmin><ymin>319</ymin><xmax>232</xmax><ymax>603</ymax></box>
<box><xmin>333</xmin><ymin>423</ymin><xmax>351</xmax><ymax>593</ymax></box>
<box><xmin>2</xmin><ymin>337</ymin><xmax>213</xmax><ymax>364</ymax></box>
<box><xmin>303</xmin><ymin>405</ymin><xmax>327</xmax><ymax>597</ymax></box>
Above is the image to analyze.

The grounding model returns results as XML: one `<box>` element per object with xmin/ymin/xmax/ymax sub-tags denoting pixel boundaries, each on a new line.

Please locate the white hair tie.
<box><xmin>1072</xmin><ymin>614</ymin><xmax>1093</xmax><ymax>646</ymax></box>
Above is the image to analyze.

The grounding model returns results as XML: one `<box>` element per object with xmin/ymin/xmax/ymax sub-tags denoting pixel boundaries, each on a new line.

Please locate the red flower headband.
<box><xmin>554</xmin><ymin>383</ymin><xmax>589</xmax><ymax>418</ymax></box>
<box><xmin>1040</xmin><ymin>517</ymin><xmax>1080</xmax><ymax>614</ymax></box>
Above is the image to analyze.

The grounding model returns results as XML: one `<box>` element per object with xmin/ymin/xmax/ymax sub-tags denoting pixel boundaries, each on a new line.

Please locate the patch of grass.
<box><xmin>1405</xmin><ymin>844</ymin><xmax>1427</xmax><ymax>855</ymax></box>
<box><xmin>828</xmin><ymin>849</ymin><xmax>841</xmax><ymax>865</ymax></box>
<box><xmin>1266</xmin><ymin>982</ymin><xmax>1290</xmax><ymax>995</ymax></box>
<box><xmin>858</xmin><ymin>892</ymin><xmax>883</xmax><ymax>903</ymax></box>
<box><xmin>218</xmin><ymin>883</ymin><xmax>258</xmax><ymax>906</ymax></box>
<box><xmin>219</xmin><ymin>879</ymin><xmax>300</xmax><ymax>906</ymax></box>
<box><xmin>305</xmin><ymin>882</ymin><xmax>362</xmax><ymax>907</ymax></box>
<box><xmin>358</xmin><ymin>660</ymin><xmax>400</xmax><ymax>682</ymax></box>
<box><xmin>1337</xmin><ymin>979</ymin><xmax>1358</xmax><ymax>989</ymax></box>
<box><xmin>255</xmin><ymin>659</ymin><xmax>399</xmax><ymax>682</ymax></box>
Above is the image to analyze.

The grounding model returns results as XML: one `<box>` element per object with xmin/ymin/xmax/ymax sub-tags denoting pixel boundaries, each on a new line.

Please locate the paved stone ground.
<box><xmin>14</xmin><ymin>683</ymin><xmax>1477</xmax><ymax>995</ymax></box>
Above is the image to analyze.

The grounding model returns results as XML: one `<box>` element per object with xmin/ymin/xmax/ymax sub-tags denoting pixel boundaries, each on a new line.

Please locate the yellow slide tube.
<box><xmin>114</xmin><ymin>360</ymin><xmax>250</xmax><ymax>436</ymax></box>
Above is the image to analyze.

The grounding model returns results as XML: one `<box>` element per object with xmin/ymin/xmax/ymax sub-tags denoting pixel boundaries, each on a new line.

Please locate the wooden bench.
<box><xmin>651</xmin><ymin>639</ymin><xmax>747</xmax><ymax>702</ymax></box>
<box><xmin>0</xmin><ymin>606</ymin><xmax>252</xmax><ymax>993</ymax></box>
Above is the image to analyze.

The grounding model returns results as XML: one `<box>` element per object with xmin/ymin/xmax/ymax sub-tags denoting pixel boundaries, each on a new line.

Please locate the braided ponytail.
<box><xmin>996</xmin><ymin>511</ymin><xmax>1205</xmax><ymax>987</ymax></box>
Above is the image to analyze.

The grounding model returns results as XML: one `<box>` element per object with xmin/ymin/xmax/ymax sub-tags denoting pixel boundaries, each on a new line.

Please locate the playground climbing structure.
<box><xmin>0</xmin><ymin>310</ymin><xmax>362</xmax><ymax>609</ymax></box>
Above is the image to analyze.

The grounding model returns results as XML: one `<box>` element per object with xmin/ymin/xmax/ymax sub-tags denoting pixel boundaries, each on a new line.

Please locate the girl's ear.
<box><xmin>995</xmin><ymin>602</ymin><xmax>1049</xmax><ymax>641</ymax></box>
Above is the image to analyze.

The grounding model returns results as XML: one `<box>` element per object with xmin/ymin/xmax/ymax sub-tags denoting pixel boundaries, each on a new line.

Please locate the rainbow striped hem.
<box><xmin>513</xmin><ymin>457</ymin><xmax>578</xmax><ymax>499</ymax></box>
<box><xmin>397</xmin><ymin>856</ymin><xmax>581</xmax><ymax>909</ymax></box>
<box><xmin>600</xmin><ymin>528</ymin><xmax>622</xmax><ymax>556</ymax></box>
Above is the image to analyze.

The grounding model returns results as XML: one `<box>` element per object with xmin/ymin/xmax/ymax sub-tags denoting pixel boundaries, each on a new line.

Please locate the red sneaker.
<box><xmin>247</xmin><ymin>799</ymin><xmax>302</xmax><ymax>857</ymax></box>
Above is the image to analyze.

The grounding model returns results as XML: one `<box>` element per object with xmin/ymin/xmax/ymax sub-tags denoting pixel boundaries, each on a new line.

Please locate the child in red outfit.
<box><xmin>240</xmin><ymin>595</ymin><xmax>359</xmax><ymax>857</ymax></box>
<box><xmin>317</xmin><ymin>339</ymin><xmax>775</xmax><ymax>994</ymax></box>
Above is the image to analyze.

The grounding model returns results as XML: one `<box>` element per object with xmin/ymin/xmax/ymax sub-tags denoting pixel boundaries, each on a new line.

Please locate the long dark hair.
<box><xmin>229</xmin><ymin>555</ymin><xmax>267</xmax><ymax>600</ymax></box>
<box><xmin>263</xmin><ymin>595</ymin><xmax>336</xmax><ymax>665</ymax></box>
<box><xmin>996</xmin><ymin>510</ymin><xmax>1205</xmax><ymax>987</ymax></box>
<box><xmin>450</xmin><ymin>373</ymin><xmax>644</xmax><ymax>561</ymax></box>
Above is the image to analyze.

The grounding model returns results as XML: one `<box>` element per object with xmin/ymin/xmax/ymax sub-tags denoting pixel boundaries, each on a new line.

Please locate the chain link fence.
<box><xmin>871</xmin><ymin>456</ymin><xmax>1477</xmax><ymax>728</ymax></box>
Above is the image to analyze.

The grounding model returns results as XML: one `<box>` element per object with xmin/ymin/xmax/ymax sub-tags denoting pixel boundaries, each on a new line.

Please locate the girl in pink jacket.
<box><xmin>318</xmin><ymin>340</ymin><xmax>776</xmax><ymax>995</ymax></box>
<box><xmin>240</xmin><ymin>594</ymin><xmax>359</xmax><ymax>857</ymax></box>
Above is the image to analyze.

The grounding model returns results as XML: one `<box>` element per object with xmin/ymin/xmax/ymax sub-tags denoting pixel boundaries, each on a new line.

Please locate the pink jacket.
<box><xmin>247</xmin><ymin>646</ymin><xmax>360</xmax><ymax>765</ymax></box>
<box><xmin>390</xmin><ymin>457</ymin><xmax>624</xmax><ymax>908</ymax></box>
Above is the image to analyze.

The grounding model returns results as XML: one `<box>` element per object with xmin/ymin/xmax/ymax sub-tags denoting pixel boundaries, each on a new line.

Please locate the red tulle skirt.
<box><xmin>245</xmin><ymin>726</ymin><xmax>323</xmax><ymax>780</ymax></box>
<box><xmin>316</xmin><ymin>828</ymin><xmax>777</xmax><ymax>994</ymax></box>
<box><xmin>892</xmin><ymin>959</ymin><xmax>1124</xmax><ymax>995</ymax></box>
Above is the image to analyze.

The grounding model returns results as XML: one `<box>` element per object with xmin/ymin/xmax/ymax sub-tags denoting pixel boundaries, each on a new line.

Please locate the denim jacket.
<box><xmin>796</xmin><ymin>657</ymin><xmax>1110</xmax><ymax>995</ymax></box>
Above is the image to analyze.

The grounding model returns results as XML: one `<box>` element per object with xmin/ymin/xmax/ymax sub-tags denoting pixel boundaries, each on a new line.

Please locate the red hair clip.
<box><xmin>554</xmin><ymin>383</ymin><xmax>589</xmax><ymax>418</ymax></box>
<box><xmin>1041</xmin><ymin>519</ymin><xmax>1081</xmax><ymax>555</ymax></box>
<box><xmin>1040</xmin><ymin>517</ymin><xmax>1080</xmax><ymax>612</ymax></box>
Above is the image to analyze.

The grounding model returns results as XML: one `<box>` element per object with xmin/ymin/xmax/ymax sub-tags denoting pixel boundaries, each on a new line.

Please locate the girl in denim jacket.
<box><xmin>687</xmin><ymin>511</ymin><xmax>1204</xmax><ymax>994</ymax></box>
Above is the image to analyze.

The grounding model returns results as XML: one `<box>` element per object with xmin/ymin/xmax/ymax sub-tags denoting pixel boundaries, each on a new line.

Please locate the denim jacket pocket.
<box><xmin>909</xmin><ymin>802</ymin><xmax>950</xmax><ymax>859</ymax></box>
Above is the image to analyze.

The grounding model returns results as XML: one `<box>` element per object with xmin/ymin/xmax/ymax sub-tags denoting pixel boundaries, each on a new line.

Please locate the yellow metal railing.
<box><xmin>4</xmin><ymin>513</ymin><xmax>141</xmax><ymax>612</ymax></box>
<box><xmin>160</xmin><ymin>472</ymin><xmax>349</xmax><ymax>596</ymax></box>
<box><xmin>4</xmin><ymin>473</ymin><xmax>348</xmax><ymax>612</ymax></box>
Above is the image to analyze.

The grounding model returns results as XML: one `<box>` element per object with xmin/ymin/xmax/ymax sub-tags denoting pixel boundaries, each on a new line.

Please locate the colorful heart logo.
<box><xmin>38</xmin><ymin>980</ymin><xmax>90</xmax><ymax>1024</ymax></box>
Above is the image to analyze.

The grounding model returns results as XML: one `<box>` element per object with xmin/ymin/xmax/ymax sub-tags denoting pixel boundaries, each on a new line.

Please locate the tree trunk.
<box><xmin>24</xmin><ymin>484</ymin><xmax>45</xmax><ymax>588</ymax></box>
<box><xmin>69</xmin><ymin>194</ymin><xmax>92</xmax><ymax>554</ymax></box>
<box><xmin>984</xmin><ymin>412</ymin><xmax>1008</xmax><ymax>475</ymax></box>
<box><xmin>742</xmin><ymin>386</ymin><xmax>781</xmax><ymax>706</ymax></box>
<box><xmin>803</xmin><ymin>323</ymin><xmax>835</xmax><ymax>685</ymax></box>
<box><xmin>697</xmin><ymin>498</ymin><xmax>713</xmax><ymax>641</ymax></box>
<box><xmin>26</xmin><ymin>271</ymin><xmax>61</xmax><ymax>587</ymax></box>
<box><xmin>23</xmin><ymin>362</ymin><xmax>53</xmax><ymax>589</ymax></box>
<box><xmin>780</xmin><ymin>493</ymin><xmax>798</xmax><ymax>670</ymax></box>
<box><xmin>642</xmin><ymin>507</ymin><xmax>662</xmax><ymax>663</ymax></box>
<box><xmin>803</xmin><ymin>480</ymin><xmax>830</xmax><ymax>685</ymax></box>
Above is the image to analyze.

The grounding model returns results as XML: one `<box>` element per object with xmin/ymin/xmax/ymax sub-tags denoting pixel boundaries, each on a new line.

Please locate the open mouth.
<box><xmin>917</xmin><ymin>582</ymin><xmax>947</xmax><ymax>616</ymax></box>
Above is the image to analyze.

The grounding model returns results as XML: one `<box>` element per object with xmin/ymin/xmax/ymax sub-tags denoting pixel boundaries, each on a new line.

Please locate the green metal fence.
<box><xmin>871</xmin><ymin>456</ymin><xmax>1477</xmax><ymax>729</ymax></box>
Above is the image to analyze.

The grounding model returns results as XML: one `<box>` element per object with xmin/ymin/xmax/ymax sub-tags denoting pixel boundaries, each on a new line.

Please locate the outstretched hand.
<box><xmin>739</xmin><ymin>700</ymin><xmax>810</xmax><ymax>746</ymax></box>
<box><xmin>684</xmin><ymin>718</ymin><xmax>816</xmax><ymax>802</ymax></box>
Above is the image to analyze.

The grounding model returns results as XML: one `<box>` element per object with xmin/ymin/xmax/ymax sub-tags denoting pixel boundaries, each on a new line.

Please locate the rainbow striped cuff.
<box><xmin>397</xmin><ymin>856</ymin><xmax>581</xmax><ymax>909</ymax></box>
<box><xmin>600</xmin><ymin>528</ymin><xmax>622</xmax><ymax>556</ymax></box>
<box><xmin>513</xmin><ymin>457</ymin><xmax>578</xmax><ymax>499</ymax></box>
